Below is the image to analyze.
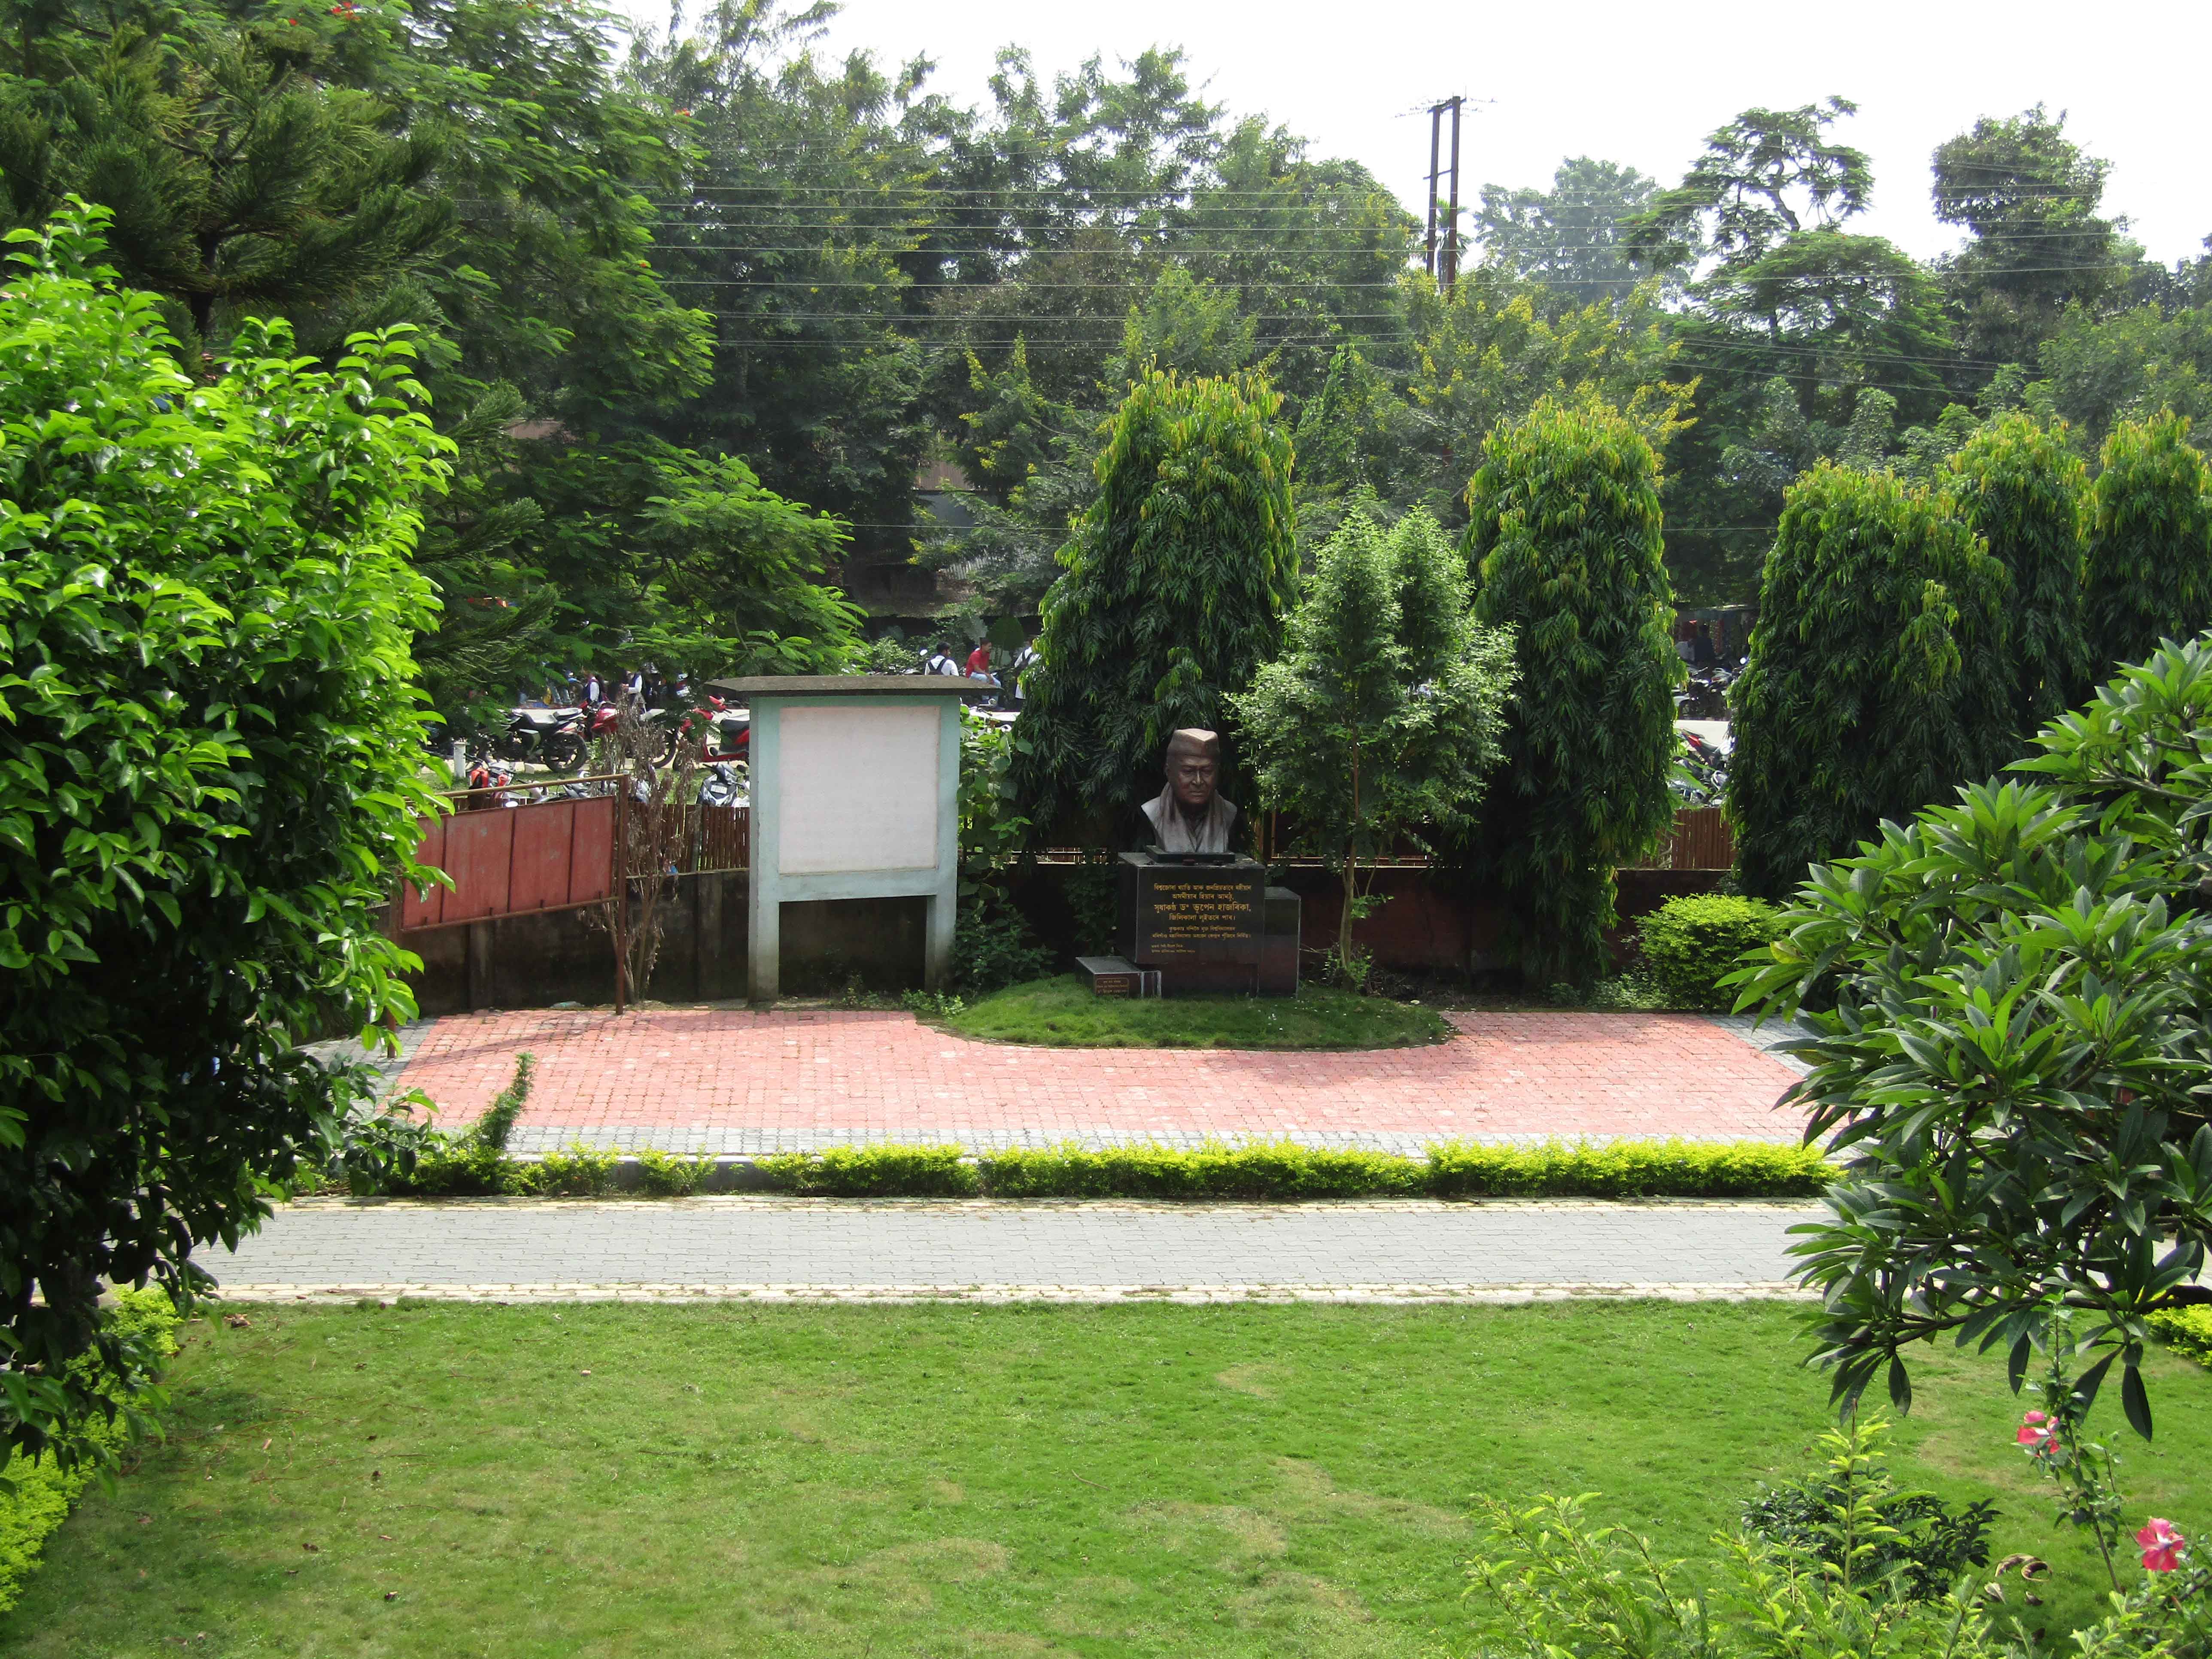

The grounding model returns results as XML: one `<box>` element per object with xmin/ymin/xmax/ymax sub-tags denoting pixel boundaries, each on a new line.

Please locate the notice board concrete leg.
<box><xmin>923</xmin><ymin>890</ymin><xmax>955</xmax><ymax>992</ymax></box>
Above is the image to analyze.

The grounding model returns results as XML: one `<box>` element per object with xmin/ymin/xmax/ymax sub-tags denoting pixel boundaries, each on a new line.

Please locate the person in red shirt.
<box><xmin>964</xmin><ymin>642</ymin><xmax>993</xmax><ymax>678</ymax></box>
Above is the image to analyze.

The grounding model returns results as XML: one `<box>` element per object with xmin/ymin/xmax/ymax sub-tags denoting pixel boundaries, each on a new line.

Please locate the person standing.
<box><xmin>582</xmin><ymin>669</ymin><xmax>603</xmax><ymax>706</ymax></box>
<box><xmin>922</xmin><ymin>644</ymin><xmax>962</xmax><ymax>676</ymax></box>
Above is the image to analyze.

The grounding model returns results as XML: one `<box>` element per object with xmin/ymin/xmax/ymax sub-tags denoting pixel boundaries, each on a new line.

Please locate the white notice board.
<box><xmin>777</xmin><ymin>702</ymin><xmax>941</xmax><ymax>875</ymax></box>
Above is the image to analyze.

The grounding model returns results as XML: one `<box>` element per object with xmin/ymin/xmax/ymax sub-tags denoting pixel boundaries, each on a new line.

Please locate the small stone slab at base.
<box><xmin>1076</xmin><ymin>954</ymin><xmax>1160</xmax><ymax>997</ymax></box>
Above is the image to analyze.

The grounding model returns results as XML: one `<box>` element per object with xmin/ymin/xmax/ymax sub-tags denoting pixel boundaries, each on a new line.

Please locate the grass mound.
<box><xmin>939</xmin><ymin>975</ymin><xmax>1452</xmax><ymax>1048</ymax></box>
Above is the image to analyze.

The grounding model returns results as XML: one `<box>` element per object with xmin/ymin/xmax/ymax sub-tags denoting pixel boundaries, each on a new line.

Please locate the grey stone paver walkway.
<box><xmin>211</xmin><ymin>1197</ymin><xmax>1822</xmax><ymax>1303</ymax></box>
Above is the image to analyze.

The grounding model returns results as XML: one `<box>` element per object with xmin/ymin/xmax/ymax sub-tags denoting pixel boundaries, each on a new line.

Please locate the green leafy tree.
<box><xmin>1731</xmin><ymin>638</ymin><xmax>2212</xmax><ymax>1432</ymax></box>
<box><xmin>2081</xmin><ymin>411</ymin><xmax>2212</xmax><ymax>680</ymax></box>
<box><xmin>0</xmin><ymin>207</ymin><xmax>444</xmax><ymax>1469</ymax></box>
<box><xmin>1462</xmin><ymin>397</ymin><xmax>1682</xmax><ymax>987</ymax></box>
<box><xmin>1626</xmin><ymin>97</ymin><xmax>1873</xmax><ymax>276</ymax></box>
<box><xmin>1234</xmin><ymin>507</ymin><xmax>1516</xmax><ymax>985</ymax></box>
<box><xmin>1477</xmin><ymin>156</ymin><xmax>1671</xmax><ymax>308</ymax></box>
<box><xmin>1011</xmin><ymin>368</ymin><xmax>1296</xmax><ymax>836</ymax></box>
<box><xmin>1943</xmin><ymin>411</ymin><xmax>2090</xmax><ymax>732</ymax></box>
<box><xmin>2034</xmin><ymin>294</ymin><xmax>2212</xmax><ymax>449</ymax></box>
<box><xmin>1931</xmin><ymin>106</ymin><xmax>2136</xmax><ymax>368</ymax></box>
<box><xmin>1728</xmin><ymin>463</ymin><xmax>2014</xmax><ymax>898</ymax></box>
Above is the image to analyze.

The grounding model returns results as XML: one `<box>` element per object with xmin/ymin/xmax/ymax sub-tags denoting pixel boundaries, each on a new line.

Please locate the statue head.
<box><xmin>1164</xmin><ymin>728</ymin><xmax>1221</xmax><ymax>816</ymax></box>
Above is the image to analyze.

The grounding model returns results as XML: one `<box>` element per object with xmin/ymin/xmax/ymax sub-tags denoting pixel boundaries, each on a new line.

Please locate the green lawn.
<box><xmin>8</xmin><ymin>1302</ymin><xmax>2210</xmax><ymax>1656</ymax></box>
<box><xmin>942</xmin><ymin>975</ymin><xmax>1452</xmax><ymax>1048</ymax></box>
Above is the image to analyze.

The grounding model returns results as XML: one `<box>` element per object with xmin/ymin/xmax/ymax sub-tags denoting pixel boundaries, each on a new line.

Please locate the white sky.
<box><xmin>617</xmin><ymin>0</ymin><xmax>2209</xmax><ymax>267</ymax></box>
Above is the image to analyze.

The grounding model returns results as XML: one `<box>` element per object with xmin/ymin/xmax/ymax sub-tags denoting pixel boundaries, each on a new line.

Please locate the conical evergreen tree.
<box><xmin>1729</xmin><ymin>463</ymin><xmax>2014</xmax><ymax>898</ymax></box>
<box><xmin>1012</xmin><ymin>368</ymin><xmax>1297</xmax><ymax>836</ymax></box>
<box><xmin>1234</xmin><ymin>507</ymin><xmax>1513</xmax><ymax>984</ymax></box>
<box><xmin>1462</xmin><ymin>397</ymin><xmax>1681</xmax><ymax>988</ymax></box>
<box><xmin>2081</xmin><ymin>410</ymin><xmax>2212</xmax><ymax>681</ymax></box>
<box><xmin>1942</xmin><ymin>411</ymin><xmax>2089</xmax><ymax>734</ymax></box>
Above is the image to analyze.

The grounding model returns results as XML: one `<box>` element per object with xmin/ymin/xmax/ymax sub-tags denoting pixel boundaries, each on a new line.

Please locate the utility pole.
<box><xmin>1424</xmin><ymin>96</ymin><xmax>1465</xmax><ymax>292</ymax></box>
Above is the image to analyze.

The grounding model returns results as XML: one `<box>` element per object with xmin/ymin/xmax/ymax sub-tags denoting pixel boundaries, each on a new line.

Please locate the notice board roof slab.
<box><xmin>706</xmin><ymin>675</ymin><xmax>987</xmax><ymax>702</ymax></box>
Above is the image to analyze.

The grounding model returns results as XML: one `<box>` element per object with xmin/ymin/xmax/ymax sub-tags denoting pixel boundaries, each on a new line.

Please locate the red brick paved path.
<box><xmin>392</xmin><ymin>1009</ymin><xmax>1808</xmax><ymax>1152</ymax></box>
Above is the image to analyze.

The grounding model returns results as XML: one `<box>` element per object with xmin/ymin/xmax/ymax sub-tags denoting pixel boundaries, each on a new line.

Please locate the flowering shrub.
<box><xmin>2140</xmin><ymin>1519</ymin><xmax>2188</xmax><ymax>1574</ymax></box>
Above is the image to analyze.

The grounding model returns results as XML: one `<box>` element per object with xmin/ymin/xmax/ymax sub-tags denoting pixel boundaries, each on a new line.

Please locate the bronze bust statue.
<box><xmin>1140</xmin><ymin>728</ymin><xmax>1239</xmax><ymax>854</ymax></box>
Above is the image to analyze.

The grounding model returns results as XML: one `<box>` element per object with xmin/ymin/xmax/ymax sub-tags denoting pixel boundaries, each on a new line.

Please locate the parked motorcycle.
<box><xmin>491</xmin><ymin>705</ymin><xmax>589</xmax><ymax>771</ymax></box>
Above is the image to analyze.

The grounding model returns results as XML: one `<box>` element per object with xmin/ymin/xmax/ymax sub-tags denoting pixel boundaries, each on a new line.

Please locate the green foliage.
<box><xmin>1466</xmin><ymin>1486</ymin><xmax>2008</xmax><ymax>1659</ymax></box>
<box><xmin>500</xmin><ymin>1145</ymin><xmax>617</xmax><ymax>1198</ymax></box>
<box><xmin>1728</xmin><ymin>638</ymin><xmax>2212</xmax><ymax>1428</ymax></box>
<box><xmin>1234</xmin><ymin>507</ymin><xmax>1516</xmax><ymax>985</ymax></box>
<box><xmin>0</xmin><ymin>1289</ymin><xmax>179</xmax><ymax>1613</ymax></box>
<box><xmin>1728</xmin><ymin>462</ymin><xmax>2015</xmax><ymax>898</ymax></box>
<box><xmin>1011</xmin><ymin>368</ymin><xmax>1297</xmax><ymax>836</ymax></box>
<box><xmin>754</xmin><ymin>1136</ymin><xmax>1834</xmax><ymax>1201</ymax></box>
<box><xmin>1425</xmin><ymin>1136</ymin><xmax>1835</xmax><ymax>1199</ymax></box>
<box><xmin>2082</xmin><ymin>411</ymin><xmax>2212</xmax><ymax>682</ymax></box>
<box><xmin>1637</xmin><ymin>896</ymin><xmax>1788</xmax><ymax>1012</ymax></box>
<box><xmin>0</xmin><ymin>206</ymin><xmax>445</xmax><ymax>1468</ymax></box>
<box><xmin>467</xmin><ymin>1056</ymin><xmax>535</xmax><ymax>1156</ymax></box>
<box><xmin>1477</xmin><ymin>158</ymin><xmax>1668</xmax><ymax>309</ymax></box>
<box><xmin>976</xmin><ymin>1141</ymin><xmax>1427</xmax><ymax>1201</ymax></box>
<box><xmin>1932</xmin><ymin>106</ymin><xmax>2135</xmax><ymax>369</ymax></box>
<box><xmin>951</xmin><ymin>899</ymin><xmax>1056</xmax><ymax>998</ymax></box>
<box><xmin>1464</xmin><ymin>397</ymin><xmax>1683</xmax><ymax>986</ymax></box>
<box><xmin>758</xmin><ymin>1145</ymin><xmax>978</xmax><ymax>1199</ymax></box>
<box><xmin>1741</xmin><ymin>1419</ymin><xmax>1997</xmax><ymax>1602</ymax></box>
<box><xmin>2149</xmin><ymin>1307</ymin><xmax>2212</xmax><ymax>1368</ymax></box>
<box><xmin>634</xmin><ymin>1149</ymin><xmax>713</xmax><ymax>1199</ymax></box>
<box><xmin>1943</xmin><ymin>411</ymin><xmax>2091</xmax><ymax>730</ymax></box>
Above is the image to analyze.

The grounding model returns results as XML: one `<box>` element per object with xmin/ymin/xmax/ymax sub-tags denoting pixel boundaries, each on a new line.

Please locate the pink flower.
<box><xmin>2017</xmin><ymin>1410</ymin><xmax>2056</xmax><ymax>1451</ymax></box>
<box><xmin>2138</xmin><ymin>1519</ymin><xmax>2187</xmax><ymax>1573</ymax></box>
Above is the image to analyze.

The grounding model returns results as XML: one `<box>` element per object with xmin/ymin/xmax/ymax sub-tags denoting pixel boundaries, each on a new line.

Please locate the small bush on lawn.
<box><xmin>1</xmin><ymin>1289</ymin><xmax>180</xmax><ymax>1612</ymax></box>
<box><xmin>1468</xmin><ymin>1420</ymin><xmax>2011</xmax><ymax>1658</ymax></box>
<box><xmin>1637</xmin><ymin>895</ymin><xmax>1787</xmax><ymax>1010</ymax></box>
<box><xmin>760</xmin><ymin>1145</ymin><xmax>978</xmax><ymax>1197</ymax></box>
<box><xmin>1741</xmin><ymin>1418</ymin><xmax>1997</xmax><ymax>1601</ymax></box>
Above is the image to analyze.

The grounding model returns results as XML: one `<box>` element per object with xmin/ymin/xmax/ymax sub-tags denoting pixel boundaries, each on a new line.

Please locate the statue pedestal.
<box><xmin>1114</xmin><ymin>854</ymin><xmax>1297</xmax><ymax>997</ymax></box>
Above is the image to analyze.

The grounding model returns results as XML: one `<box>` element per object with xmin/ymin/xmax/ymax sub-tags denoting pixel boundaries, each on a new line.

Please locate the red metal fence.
<box><xmin>401</xmin><ymin>789</ymin><xmax>619</xmax><ymax>930</ymax></box>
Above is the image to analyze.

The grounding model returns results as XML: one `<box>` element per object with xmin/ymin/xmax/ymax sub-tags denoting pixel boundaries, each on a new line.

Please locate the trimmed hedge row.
<box><xmin>2149</xmin><ymin>1305</ymin><xmax>2212</xmax><ymax>1366</ymax></box>
<box><xmin>759</xmin><ymin>1138</ymin><xmax>1836</xmax><ymax>1200</ymax></box>
<box><xmin>1</xmin><ymin>1288</ymin><xmax>180</xmax><ymax>1613</ymax></box>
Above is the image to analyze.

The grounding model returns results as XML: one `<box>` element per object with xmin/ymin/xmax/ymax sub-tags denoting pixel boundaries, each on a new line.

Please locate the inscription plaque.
<box><xmin>1116</xmin><ymin>853</ymin><xmax>1267</xmax><ymax>995</ymax></box>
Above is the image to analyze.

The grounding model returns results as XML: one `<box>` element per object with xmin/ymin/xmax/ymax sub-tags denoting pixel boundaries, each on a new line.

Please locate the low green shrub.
<box><xmin>504</xmin><ymin>1145</ymin><xmax>619</xmax><ymax>1197</ymax></box>
<box><xmin>1426</xmin><ymin>1136</ymin><xmax>1832</xmax><ymax>1198</ymax></box>
<box><xmin>1741</xmin><ymin>1419</ymin><xmax>1997</xmax><ymax>1601</ymax></box>
<box><xmin>1636</xmin><ymin>894</ymin><xmax>1787</xmax><ymax>1011</ymax></box>
<box><xmin>978</xmin><ymin>1141</ymin><xmax>1428</xmax><ymax>1200</ymax></box>
<box><xmin>755</xmin><ymin>1138</ymin><xmax>1835</xmax><ymax>1200</ymax></box>
<box><xmin>2148</xmin><ymin>1305</ymin><xmax>2212</xmax><ymax>1366</ymax></box>
<box><xmin>635</xmin><ymin>1149</ymin><xmax>714</xmax><ymax>1198</ymax></box>
<box><xmin>760</xmin><ymin>1144</ymin><xmax>979</xmax><ymax>1197</ymax></box>
<box><xmin>900</xmin><ymin>989</ymin><xmax>969</xmax><ymax>1021</ymax></box>
<box><xmin>1</xmin><ymin>1289</ymin><xmax>180</xmax><ymax>1613</ymax></box>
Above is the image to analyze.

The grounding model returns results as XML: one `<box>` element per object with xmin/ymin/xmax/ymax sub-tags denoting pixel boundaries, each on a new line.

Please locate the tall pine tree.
<box><xmin>1012</xmin><ymin>368</ymin><xmax>1297</xmax><ymax>837</ymax></box>
<box><xmin>2082</xmin><ymin>410</ymin><xmax>2212</xmax><ymax>682</ymax></box>
<box><xmin>1942</xmin><ymin>411</ymin><xmax>2089</xmax><ymax>735</ymax></box>
<box><xmin>1729</xmin><ymin>464</ymin><xmax>2014</xmax><ymax>898</ymax></box>
<box><xmin>1234</xmin><ymin>507</ymin><xmax>1515</xmax><ymax>984</ymax></box>
<box><xmin>1462</xmin><ymin>398</ymin><xmax>1681</xmax><ymax>988</ymax></box>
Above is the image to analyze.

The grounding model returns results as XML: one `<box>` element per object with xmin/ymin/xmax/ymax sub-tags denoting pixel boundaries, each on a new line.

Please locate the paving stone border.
<box><xmin>214</xmin><ymin>1281</ymin><xmax>1815</xmax><ymax>1305</ymax></box>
